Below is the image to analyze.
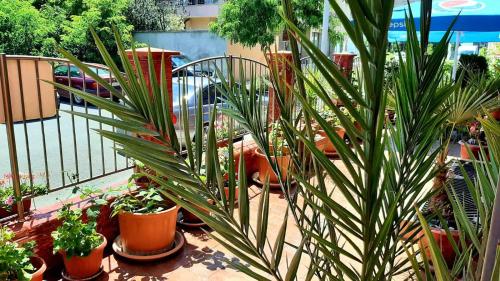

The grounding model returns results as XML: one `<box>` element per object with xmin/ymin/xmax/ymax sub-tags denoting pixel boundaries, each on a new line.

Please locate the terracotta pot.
<box><xmin>491</xmin><ymin>108</ymin><xmax>500</xmax><ymax>121</ymax></box>
<box><xmin>402</xmin><ymin>221</ymin><xmax>460</xmax><ymax>268</ymax></box>
<box><xmin>460</xmin><ymin>142</ymin><xmax>488</xmax><ymax>160</ymax></box>
<box><xmin>30</xmin><ymin>256</ymin><xmax>46</xmax><ymax>281</ymax></box>
<box><xmin>182</xmin><ymin>204</ymin><xmax>211</xmax><ymax>223</ymax></box>
<box><xmin>0</xmin><ymin>198</ymin><xmax>31</xmax><ymax>219</ymax></box>
<box><xmin>61</xmin><ymin>234</ymin><xmax>106</xmax><ymax>280</ymax></box>
<box><xmin>224</xmin><ymin>186</ymin><xmax>239</xmax><ymax>201</ymax></box>
<box><xmin>420</xmin><ymin>227</ymin><xmax>461</xmax><ymax>267</ymax></box>
<box><xmin>317</xmin><ymin>127</ymin><xmax>346</xmax><ymax>153</ymax></box>
<box><xmin>254</xmin><ymin>148</ymin><xmax>291</xmax><ymax>185</ymax></box>
<box><xmin>217</xmin><ymin>139</ymin><xmax>229</xmax><ymax>148</ymax></box>
<box><xmin>119</xmin><ymin>204</ymin><xmax>179</xmax><ymax>253</ymax></box>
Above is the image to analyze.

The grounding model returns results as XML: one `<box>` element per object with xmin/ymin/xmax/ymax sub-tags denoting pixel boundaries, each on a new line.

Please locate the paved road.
<box><xmin>0</xmin><ymin>100</ymin><xmax>132</xmax><ymax>208</ymax></box>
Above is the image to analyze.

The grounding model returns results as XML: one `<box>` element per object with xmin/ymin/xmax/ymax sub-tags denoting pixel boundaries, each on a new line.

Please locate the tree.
<box><xmin>127</xmin><ymin>0</ymin><xmax>185</xmax><ymax>32</ymax></box>
<box><xmin>210</xmin><ymin>0</ymin><xmax>323</xmax><ymax>48</ymax></box>
<box><xmin>59</xmin><ymin>0</ymin><xmax>133</xmax><ymax>64</ymax></box>
<box><xmin>328</xmin><ymin>14</ymin><xmax>344</xmax><ymax>49</ymax></box>
<box><xmin>0</xmin><ymin>0</ymin><xmax>53</xmax><ymax>56</ymax></box>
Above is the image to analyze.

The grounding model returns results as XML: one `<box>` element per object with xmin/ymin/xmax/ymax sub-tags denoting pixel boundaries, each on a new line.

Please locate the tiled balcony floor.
<box><xmin>44</xmin><ymin>184</ymin><xmax>302</xmax><ymax>280</ymax></box>
<box><xmin>44</xmin><ymin>160</ymin><xmax>415</xmax><ymax>280</ymax></box>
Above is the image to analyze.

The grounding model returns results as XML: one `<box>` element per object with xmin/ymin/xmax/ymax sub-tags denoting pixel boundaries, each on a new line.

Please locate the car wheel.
<box><xmin>73</xmin><ymin>94</ymin><xmax>84</xmax><ymax>105</ymax></box>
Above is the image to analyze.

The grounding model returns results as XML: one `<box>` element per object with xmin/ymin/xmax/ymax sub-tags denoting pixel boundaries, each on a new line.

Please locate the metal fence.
<box><xmin>172</xmin><ymin>56</ymin><xmax>271</xmax><ymax>145</ymax></box>
<box><xmin>0</xmin><ymin>54</ymin><xmax>132</xmax><ymax>220</ymax></box>
<box><xmin>0</xmin><ymin>54</ymin><xmax>271</xmax><ymax>220</ymax></box>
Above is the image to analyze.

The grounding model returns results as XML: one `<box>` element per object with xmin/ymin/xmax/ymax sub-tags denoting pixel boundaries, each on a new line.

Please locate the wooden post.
<box><xmin>0</xmin><ymin>54</ymin><xmax>24</xmax><ymax>219</ymax></box>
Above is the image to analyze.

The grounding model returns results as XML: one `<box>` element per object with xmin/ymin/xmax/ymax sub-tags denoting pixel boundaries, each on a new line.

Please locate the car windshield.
<box><xmin>172</xmin><ymin>55</ymin><xmax>193</xmax><ymax>68</ymax></box>
<box><xmin>88</xmin><ymin>67</ymin><xmax>110</xmax><ymax>76</ymax></box>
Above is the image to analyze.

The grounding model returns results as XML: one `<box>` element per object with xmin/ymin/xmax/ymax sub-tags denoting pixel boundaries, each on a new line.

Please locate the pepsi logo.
<box><xmin>438</xmin><ymin>0</ymin><xmax>485</xmax><ymax>11</ymax></box>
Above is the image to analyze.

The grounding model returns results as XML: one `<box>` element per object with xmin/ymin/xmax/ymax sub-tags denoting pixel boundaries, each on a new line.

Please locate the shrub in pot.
<box><xmin>459</xmin><ymin>121</ymin><xmax>488</xmax><ymax>160</ymax></box>
<box><xmin>51</xmin><ymin>204</ymin><xmax>106</xmax><ymax>279</ymax></box>
<box><xmin>315</xmin><ymin>106</ymin><xmax>347</xmax><ymax>154</ymax></box>
<box><xmin>182</xmin><ymin>147</ymin><xmax>239</xmax><ymax>223</ymax></box>
<box><xmin>255</xmin><ymin>121</ymin><xmax>291</xmax><ymax>184</ymax></box>
<box><xmin>0</xmin><ymin>174</ymin><xmax>48</xmax><ymax>218</ymax></box>
<box><xmin>109</xmin><ymin>184</ymin><xmax>179</xmax><ymax>253</ymax></box>
<box><xmin>0</xmin><ymin>226</ymin><xmax>46</xmax><ymax>281</ymax></box>
<box><xmin>218</xmin><ymin>147</ymin><xmax>240</xmax><ymax>200</ymax></box>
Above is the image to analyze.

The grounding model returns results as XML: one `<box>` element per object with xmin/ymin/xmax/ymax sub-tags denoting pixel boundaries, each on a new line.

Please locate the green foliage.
<box><xmin>0</xmin><ymin>0</ymin><xmax>53</xmax><ymax>55</ymax></box>
<box><xmin>127</xmin><ymin>0</ymin><xmax>185</xmax><ymax>31</ymax></box>
<box><xmin>0</xmin><ymin>226</ymin><xmax>35</xmax><ymax>281</ymax></box>
<box><xmin>458</xmin><ymin>54</ymin><xmax>489</xmax><ymax>86</ymax></box>
<box><xmin>51</xmin><ymin>204</ymin><xmax>102</xmax><ymax>258</ymax></box>
<box><xmin>410</xmin><ymin>117</ymin><xmax>500</xmax><ymax>281</ymax></box>
<box><xmin>0</xmin><ymin>174</ymin><xmax>48</xmax><ymax>210</ymax></box>
<box><xmin>50</xmin><ymin>0</ymin><xmax>465</xmax><ymax>278</ymax></box>
<box><xmin>0</xmin><ymin>0</ymin><xmax>133</xmax><ymax>64</ymax></box>
<box><xmin>210</xmin><ymin>0</ymin><xmax>323</xmax><ymax>48</ymax></box>
<box><xmin>108</xmin><ymin>184</ymin><xmax>174</xmax><ymax>217</ymax></box>
<box><xmin>328</xmin><ymin>14</ymin><xmax>344</xmax><ymax>47</ymax></box>
<box><xmin>60</xmin><ymin>0</ymin><xmax>133</xmax><ymax>64</ymax></box>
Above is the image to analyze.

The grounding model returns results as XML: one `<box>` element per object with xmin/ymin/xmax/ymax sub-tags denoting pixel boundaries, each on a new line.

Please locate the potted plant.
<box><xmin>0</xmin><ymin>226</ymin><xmax>46</xmax><ymax>281</ymax></box>
<box><xmin>254</xmin><ymin>121</ymin><xmax>291</xmax><ymax>184</ymax></box>
<box><xmin>108</xmin><ymin>183</ymin><xmax>179</xmax><ymax>253</ymax></box>
<box><xmin>459</xmin><ymin>121</ymin><xmax>489</xmax><ymax>160</ymax></box>
<box><xmin>132</xmin><ymin>160</ymin><xmax>156</xmax><ymax>188</ymax></box>
<box><xmin>0</xmin><ymin>174</ymin><xmax>48</xmax><ymax>218</ymax></box>
<box><xmin>51</xmin><ymin>204</ymin><xmax>106</xmax><ymax>279</ymax></box>
<box><xmin>314</xmin><ymin>106</ymin><xmax>347</xmax><ymax>155</ymax></box>
<box><xmin>217</xmin><ymin>147</ymin><xmax>240</xmax><ymax>201</ymax></box>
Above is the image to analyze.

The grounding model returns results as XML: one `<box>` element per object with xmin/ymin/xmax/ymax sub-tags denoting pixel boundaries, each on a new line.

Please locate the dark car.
<box><xmin>54</xmin><ymin>64</ymin><xmax>120</xmax><ymax>105</ymax></box>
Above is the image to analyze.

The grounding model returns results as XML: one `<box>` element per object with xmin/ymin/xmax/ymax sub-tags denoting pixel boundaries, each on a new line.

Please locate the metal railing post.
<box><xmin>0</xmin><ymin>54</ymin><xmax>24</xmax><ymax>220</ymax></box>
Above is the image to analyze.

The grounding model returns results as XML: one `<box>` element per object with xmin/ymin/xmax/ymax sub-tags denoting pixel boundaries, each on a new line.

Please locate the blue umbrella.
<box><xmin>389</xmin><ymin>0</ymin><xmax>500</xmax><ymax>77</ymax></box>
<box><xmin>390</xmin><ymin>0</ymin><xmax>500</xmax><ymax>34</ymax></box>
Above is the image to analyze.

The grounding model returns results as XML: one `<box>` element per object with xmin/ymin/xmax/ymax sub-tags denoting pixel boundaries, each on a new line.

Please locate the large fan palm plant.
<box><xmin>48</xmin><ymin>0</ymin><xmax>469</xmax><ymax>279</ymax></box>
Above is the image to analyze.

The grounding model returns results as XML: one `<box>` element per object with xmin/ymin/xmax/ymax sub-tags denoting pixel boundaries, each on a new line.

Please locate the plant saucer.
<box><xmin>112</xmin><ymin>231</ymin><xmax>185</xmax><ymax>261</ymax></box>
<box><xmin>251</xmin><ymin>172</ymin><xmax>296</xmax><ymax>189</ymax></box>
<box><xmin>177</xmin><ymin>212</ymin><xmax>209</xmax><ymax>228</ymax></box>
<box><xmin>62</xmin><ymin>266</ymin><xmax>104</xmax><ymax>281</ymax></box>
<box><xmin>324</xmin><ymin>151</ymin><xmax>340</xmax><ymax>159</ymax></box>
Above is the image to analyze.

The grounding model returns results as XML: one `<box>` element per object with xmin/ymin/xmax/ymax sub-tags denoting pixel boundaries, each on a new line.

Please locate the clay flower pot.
<box><xmin>420</xmin><ymin>227</ymin><xmax>461</xmax><ymax>267</ymax></box>
<box><xmin>317</xmin><ymin>127</ymin><xmax>346</xmax><ymax>154</ymax></box>
<box><xmin>182</xmin><ymin>204</ymin><xmax>211</xmax><ymax>223</ymax></box>
<box><xmin>118</xmin><ymin>204</ymin><xmax>179</xmax><ymax>253</ymax></box>
<box><xmin>224</xmin><ymin>186</ymin><xmax>239</xmax><ymax>201</ymax></box>
<box><xmin>401</xmin><ymin>221</ymin><xmax>461</xmax><ymax>267</ymax></box>
<box><xmin>0</xmin><ymin>198</ymin><xmax>31</xmax><ymax>219</ymax></box>
<box><xmin>491</xmin><ymin>108</ymin><xmax>500</xmax><ymax>121</ymax></box>
<box><xmin>254</xmin><ymin>148</ymin><xmax>291</xmax><ymax>185</ymax></box>
<box><xmin>61</xmin><ymin>234</ymin><xmax>106</xmax><ymax>279</ymax></box>
<box><xmin>460</xmin><ymin>142</ymin><xmax>488</xmax><ymax>160</ymax></box>
<box><xmin>30</xmin><ymin>256</ymin><xmax>46</xmax><ymax>281</ymax></box>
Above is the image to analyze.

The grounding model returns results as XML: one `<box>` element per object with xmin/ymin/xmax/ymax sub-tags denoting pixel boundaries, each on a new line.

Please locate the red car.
<box><xmin>54</xmin><ymin>64</ymin><xmax>121</xmax><ymax>105</ymax></box>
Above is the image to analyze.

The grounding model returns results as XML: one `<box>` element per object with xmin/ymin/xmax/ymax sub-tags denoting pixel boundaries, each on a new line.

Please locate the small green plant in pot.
<box><xmin>0</xmin><ymin>226</ymin><xmax>46</xmax><ymax>281</ymax></box>
<box><xmin>0</xmin><ymin>173</ymin><xmax>48</xmax><ymax>218</ymax></box>
<box><xmin>108</xmin><ymin>182</ymin><xmax>179</xmax><ymax>254</ymax></box>
<box><xmin>51</xmin><ymin>204</ymin><xmax>106</xmax><ymax>279</ymax></box>
<box><xmin>255</xmin><ymin>121</ymin><xmax>291</xmax><ymax>185</ymax></box>
<box><xmin>315</xmin><ymin>105</ymin><xmax>349</xmax><ymax>155</ymax></box>
<box><xmin>459</xmin><ymin>121</ymin><xmax>489</xmax><ymax>160</ymax></box>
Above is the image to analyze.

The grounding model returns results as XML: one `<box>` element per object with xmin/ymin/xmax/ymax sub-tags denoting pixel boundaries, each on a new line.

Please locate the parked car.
<box><xmin>116</xmin><ymin>77</ymin><xmax>267</xmax><ymax>147</ymax></box>
<box><xmin>172</xmin><ymin>55</ymin><xmax>216</xmax><ymax>77</ymax></box>
<box><xmin>171</xmin><ymin>77</ymin><xmax>268</xmax><ymax>146</ymax></box>
<box><xmin>54</xmin><ymin>64</ymin><xmax>121</xmax><ymax>105</ymax></box>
